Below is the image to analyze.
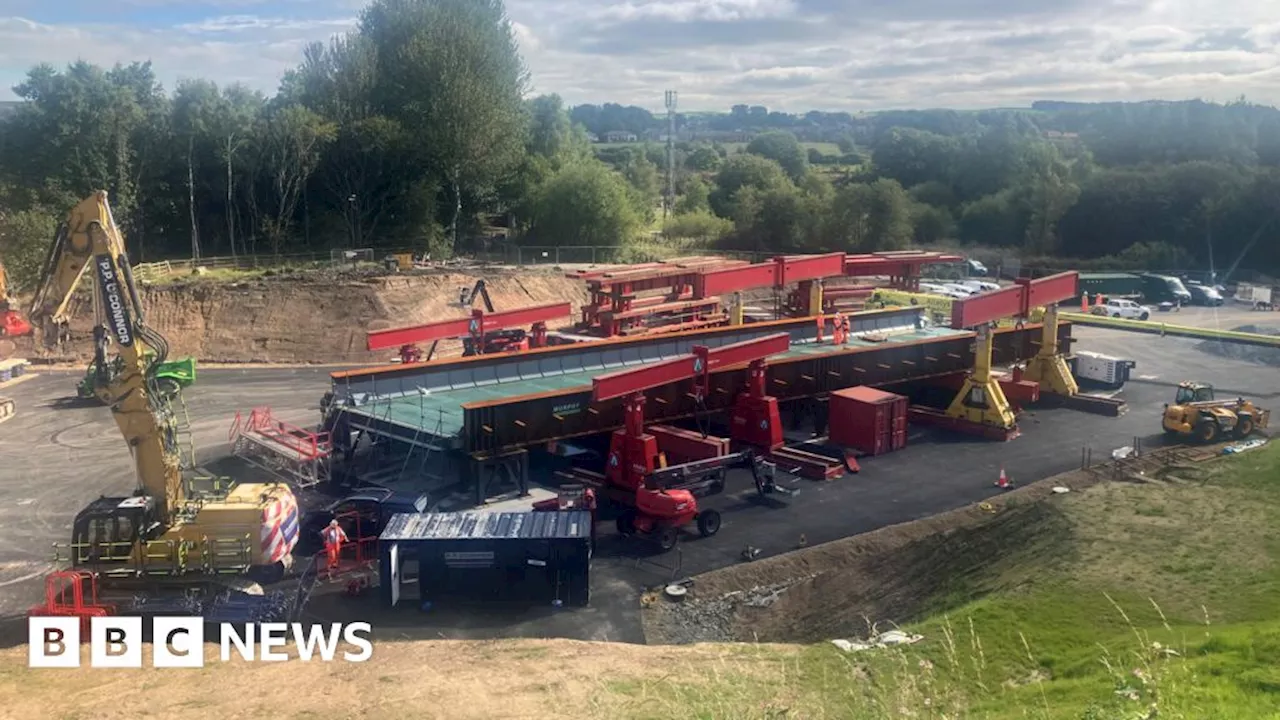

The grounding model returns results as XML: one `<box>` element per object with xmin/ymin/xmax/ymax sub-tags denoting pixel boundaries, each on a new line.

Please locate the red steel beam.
<box><xmin>775</xmin><ymin>252</ymin><xmax>846</xmax><ymax>286</ymax></box>
<box><xmin>367</xmin><ymin>302</ymin><xmax>571</xmax><ymax>350</ymax></box>
<box><xmin>593</xmin><ymin>332</ymin><xmax>791</xmax><ymax>402</ymax></box>
<box><xmin>695</xmin><ymin>262</ymin><xmax>778</xmax><ymax>297</ymax></box>
<box><xmin>1021</xmin><ymin>271</ymin><xmax>1079</xmax><ymax>317</ymax></box>
<box><xmin>950</xmin><ymin>271</ymin><xmax>1080</xmax><ymax>328</ymax></box>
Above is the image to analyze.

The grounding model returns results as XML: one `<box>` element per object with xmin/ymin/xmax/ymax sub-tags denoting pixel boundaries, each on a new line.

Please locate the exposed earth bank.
<box><xmin>10</xmin><ymin>268</ymin><xmax>591</xmax><ymax>364</ymax></box>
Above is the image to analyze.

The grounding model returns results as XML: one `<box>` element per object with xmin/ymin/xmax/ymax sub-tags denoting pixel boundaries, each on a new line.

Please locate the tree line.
<box><xmin>0</xmin><ymin>0</ymin><xmax>1278</xmax><ymax>289</ymax></box>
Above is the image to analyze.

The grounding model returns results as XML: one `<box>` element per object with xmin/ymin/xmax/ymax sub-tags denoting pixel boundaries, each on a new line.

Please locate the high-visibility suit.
<box><xmin>322</xmin><ymin>521</ymin><xmax>349</xmax><ymax>570</ymax></box>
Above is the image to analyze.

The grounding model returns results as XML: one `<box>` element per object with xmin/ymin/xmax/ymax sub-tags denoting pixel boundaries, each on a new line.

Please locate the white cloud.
<box><xmin>2</xmin><ymin>0</ymin><xmax>1280</xmax><ymax>111</ymax></box>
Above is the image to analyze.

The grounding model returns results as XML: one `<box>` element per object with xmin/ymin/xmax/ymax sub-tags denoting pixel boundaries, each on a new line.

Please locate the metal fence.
<box><xmin>130</xmin><ymin>243</ymin><xmax>776</xmax><ymax>278</ymax></box>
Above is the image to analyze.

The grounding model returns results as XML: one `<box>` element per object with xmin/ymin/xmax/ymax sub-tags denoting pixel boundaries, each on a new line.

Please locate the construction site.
<box><xmin>0</xmin><ymin>193</ymin><xmax>1278</xmax><ymax>715</ymax></box>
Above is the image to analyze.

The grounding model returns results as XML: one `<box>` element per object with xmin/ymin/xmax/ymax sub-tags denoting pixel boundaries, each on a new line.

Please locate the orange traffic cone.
<box><xmin>995</xmin><ymin>467</ymin><xmax>1011</xmax><ymax>489</ymax></box>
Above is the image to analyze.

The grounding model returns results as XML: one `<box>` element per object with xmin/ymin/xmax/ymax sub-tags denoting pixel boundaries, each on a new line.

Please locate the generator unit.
<box><xmin>1069</xmin><ymin>351</ymin><xmax>1136</xmax><ymax>390</ymax></box>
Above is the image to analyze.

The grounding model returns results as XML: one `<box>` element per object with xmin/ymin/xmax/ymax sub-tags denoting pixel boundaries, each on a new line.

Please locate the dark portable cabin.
<box><xmin>379</xmin><ymin>510</ymin><xmax>592</xmax><ymax>608</ymax></box>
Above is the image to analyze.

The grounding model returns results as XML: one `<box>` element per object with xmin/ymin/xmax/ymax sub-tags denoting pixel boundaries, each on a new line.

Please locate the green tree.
<box><xmin>825</xmin><ymin>179</ymin><xmax>914</xmax><ymax>251</ymax></box>
<box><xmin>686</xmin><ymin>145</ymin><xmax>721</xmax><ymax>172</ymax></box>
<box><xmin>676</xmin><ymin>176</ymin><xmax>711</xmax><ymax>214</ymax></box>
<box><xmin>746</xmin><ymin>131</ymin><xmax>808</xmax><ymax>183</ymax></box>
<box><xmin>709</xmin><ymin>154</ymin><xmax>791</xmax><ymax>217</ymax></box>
<box><xmin>663</xmin><ymin>210</ymin><xmax>732</xmax><ymax>241</ymax></box>
<box><xmin>911</xmin><ymin>202</ymin><xmax>955</xmax><ymax>245</ymax></box>
<box><xmin>360</xmin><ymin>0</ymin><xmax>529</xmax><ymax>250</ymax></box>
<box><xmin>254</xmin><ymin>105</ymin><xmax>335</xmax><ymax>253</ymax></box>
<box><xmin>0</xmin><ymin>209</ymin><xmax>58</xmax><ymax>290</ymax></box>
<box><xmin>528</xmin><ymin>160</ymin><xmax>641</xmax><ymax>246</ymax></box>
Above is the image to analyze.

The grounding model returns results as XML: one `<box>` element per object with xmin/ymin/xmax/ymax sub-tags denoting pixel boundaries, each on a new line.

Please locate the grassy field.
<box><xmin>4</xmin><ymin>443</ymin><xmax>1277</xmax><ymax>719</ymax></box>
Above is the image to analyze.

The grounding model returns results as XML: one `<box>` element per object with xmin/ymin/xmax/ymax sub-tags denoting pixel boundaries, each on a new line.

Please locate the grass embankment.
<box><xmin>2</xmin><ymin>444</ymin><xmax>1277</xmax><ymax>719</ymax></box>
<box><xmin>780</xmin><ymin>441</ymin><xmax>1280</xmax><ymax>719</ymax></box>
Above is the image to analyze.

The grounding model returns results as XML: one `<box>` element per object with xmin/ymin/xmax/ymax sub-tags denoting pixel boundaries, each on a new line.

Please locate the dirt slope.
<box><xmin>12</xmin><ymin>268</ymin><xmax>591</xmax><ymax>364</ymax></box>
<box><xmin>0</xmin><ymin>639</ymin><xmax>804</xmax><ymax>720</ymax></box>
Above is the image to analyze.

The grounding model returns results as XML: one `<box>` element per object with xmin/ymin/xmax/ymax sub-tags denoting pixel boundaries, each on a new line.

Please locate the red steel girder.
<box><xmin>844</xmin><ymin>251</ymin><xmax>964</xmax><ymax>278</ymax></box>
<box><xmin>950</xmin><ymin>271</ymin><xmax>1080</xmax><ymax>328</ymax></box>
<box><xmin>695</xmin><ymin>262</ymin><xmax>778</xmax><ymax>298</ymax></box>
<box><xmin>367</xmin><ymin>302</ymin><xmax>571</xmax><ymax>350</ymax></box>
<box><xmin>1021</xmin><ymin>271</ymin><xmax>1079</xmax><ymax>316</ymax></box>
<box><xmin>775</xmin><ymin>252</ymin><xmax>846</xmax><ymax>286</ymax></box>
<box><xmin>592</xmin><ymin>332</ymin><xmax>791</xmax><ymax>402</ymax></box>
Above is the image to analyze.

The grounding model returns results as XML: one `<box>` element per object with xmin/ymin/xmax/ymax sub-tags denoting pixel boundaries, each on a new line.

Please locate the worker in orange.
<box><xmin>322</xmin><ymin>519</ymin><xmax>349</xmax><ymax>571</ymax></box>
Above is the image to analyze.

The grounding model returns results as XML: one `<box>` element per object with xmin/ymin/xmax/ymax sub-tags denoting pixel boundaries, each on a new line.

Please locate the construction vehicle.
<box><xmin>29</xmin><ymin>191</ymin><xmax>299</xmax><ymax>585</ymax></box>
<box><xmin>0</xmin><ymin>258</ymin><xmax>33</xmax><ymax>338</ymax></box>
<box><xmin>557</xmin><ymin>333</ymin><xmax>797</xmax><ymax>551</ymax></box>
<box><xmin>0</xmin><ymin>257</ymin><xmax>34</xmax><ymax>423</ymax></box>
<box><xmin>77</xmin><ymin>352</ymin><xmax>196</xmax><ymax>401</ymax></box>
<box><xmin>1162</xmin><ymin>382</ymin><xmax>1270</xmax><ymax>443</ymax></box>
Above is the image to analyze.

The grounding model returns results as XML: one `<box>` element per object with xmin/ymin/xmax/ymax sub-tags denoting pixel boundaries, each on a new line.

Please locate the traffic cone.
<box><xmin>995</xmin><ymin>467</ymin><xmax>1011</xmax><ymax>489</ymax></box>
<box><xmin>1081</xmin><ymin>292</ymin><xmax>1089</xmax><ymax>312</ymax></box>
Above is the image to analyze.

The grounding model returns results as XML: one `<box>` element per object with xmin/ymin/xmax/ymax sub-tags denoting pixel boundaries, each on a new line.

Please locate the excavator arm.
<box><xmin>30</xmin><ymin>191</ymin><xmax>184</xmax><ymax>521</ymax></box>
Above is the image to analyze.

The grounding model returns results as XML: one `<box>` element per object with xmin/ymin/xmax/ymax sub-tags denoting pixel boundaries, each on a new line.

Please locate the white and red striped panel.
<box><xmin>260</xmin><ymin>494</ymin><xmax>300</xmax><ymax>564</ymax></box>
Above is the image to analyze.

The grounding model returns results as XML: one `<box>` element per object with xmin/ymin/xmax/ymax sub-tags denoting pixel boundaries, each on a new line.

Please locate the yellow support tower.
<box><xmin>1022</xmin><ymin>305</ymin><xmax>1079</xmax><ymax>397</ymax></box>
<box><xmin>945</xmin><ymin>324</ymin><xmax>1017</xmax><ymax>430</ymax></box>
<box><xmin>728</xmin><ymin>292</ymin><xmax>745</xmax><ymax>325</ymax></box>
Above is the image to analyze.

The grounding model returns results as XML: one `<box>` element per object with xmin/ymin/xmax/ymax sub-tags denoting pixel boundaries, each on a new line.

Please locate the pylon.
<box><xmin>1081</xmin><ymin>292</ymin><xmax>1089</xmax><ymax>312</ymax></box>
<box><xmin>994</xmin><ymin>466</ymin><xmax>1011</xmax><ymax>489</ymax></box>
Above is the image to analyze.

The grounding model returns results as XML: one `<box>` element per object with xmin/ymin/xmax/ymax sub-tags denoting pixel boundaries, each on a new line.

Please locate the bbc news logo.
<box><xmin>28</xmin><ymin>617</ymin><xmax>373</xmax><ymax>668</ymax></box>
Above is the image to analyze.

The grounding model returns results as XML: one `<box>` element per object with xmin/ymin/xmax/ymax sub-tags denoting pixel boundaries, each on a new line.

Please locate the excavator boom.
<box><xmin>30</xmin><ymin>191</ymin><xmax>183</xmax><ymax>520</ymax></box>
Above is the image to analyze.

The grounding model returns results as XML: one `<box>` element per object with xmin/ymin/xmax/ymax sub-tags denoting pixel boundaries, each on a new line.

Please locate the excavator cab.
<box><xmin>67</xmin><ymin>496</ymin><xmax>159</xmax><ymax>567</ymax></box>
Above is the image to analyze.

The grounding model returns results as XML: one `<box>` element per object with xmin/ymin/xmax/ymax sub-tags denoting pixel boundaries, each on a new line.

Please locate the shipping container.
<box><xmin>829</xmin><ymin>386</ymin><xmax>908</xmax><ymax>456</ymax></box>
<box><xmin>379</xmin><ymin>510</ymin><xmax>592</xmax><ymax>608</ymax></box>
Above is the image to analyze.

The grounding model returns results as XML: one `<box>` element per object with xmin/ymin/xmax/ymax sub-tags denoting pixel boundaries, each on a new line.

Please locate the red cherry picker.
<box><xmin>548</xmin><ymin>332</ymin><xmax>797</xmax><ymax>551</ymax></box>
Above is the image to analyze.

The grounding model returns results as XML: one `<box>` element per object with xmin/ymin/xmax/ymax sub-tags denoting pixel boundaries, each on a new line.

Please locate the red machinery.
<box><xmin>565</xmin><ymin>332</ymin><xmax>794</xmax><ymax>550</ymax></box>
<box><xmin>367</xmin><ymin>302</ymin><xmax>572</xmax><ymax>364</ymax></box>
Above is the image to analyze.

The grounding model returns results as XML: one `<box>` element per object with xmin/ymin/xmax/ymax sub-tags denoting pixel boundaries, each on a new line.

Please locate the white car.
<box><xmin>1094</xmin><ymin>298</ymin><xmax>1151</xmax><ymax>321</ymax></box>
<box><xmin>943</xmin><ymin>283</ymin><xmax>980</xmax><ymax>296</ymax></box>
<box><xmin>961</xmin><ymin>280</ymin><xmax>1001</xmax><ymax>293</ymax></box>
<box><xmin>919</xmin><ymin>283</ymin><xmax>969</xmax><ymax>299</ymax></box>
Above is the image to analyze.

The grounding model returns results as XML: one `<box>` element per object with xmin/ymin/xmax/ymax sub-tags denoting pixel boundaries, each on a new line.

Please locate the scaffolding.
<box><xmin>230</xmin><ymin>407</ymin><xmax>333</xmax><ymax>487</ymax></box>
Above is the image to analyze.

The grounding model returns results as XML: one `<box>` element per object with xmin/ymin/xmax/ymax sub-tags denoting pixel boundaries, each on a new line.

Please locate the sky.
<box><xmin>1</xmin><ymin>0</ymin><xmax>1279</xmax><ymax>112</ymax></box>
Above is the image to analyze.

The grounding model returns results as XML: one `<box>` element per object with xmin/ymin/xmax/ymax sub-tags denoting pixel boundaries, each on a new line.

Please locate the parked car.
<box><xmin>296</xmin><ymin>488</ymin><xmax>429</xmax><ymax>556</ymax></box>
<box><xmin>943</xmin><ymin>283</ymin><xmax>979</xmax><ymax>296</ymax></box>
<box><xmin>1092</xmin><ymin>298</ymin><xmax>1152</xmax><ymax>320</ymax></box>
<box><xmin>1138</xmin><ymin>274</ymin><xmax>1192</xmax><ymax>305</ymax></box>
<box><xmin>1186</xmin><ymin>282</ymin><xmax>1224</xmax><ymax>306</ymax></box>
<box><xmin>961</xmin><ymin>279</ymin><xmax>1001</xmax><ymax>293</ymax></box>
<box><xmin>966</xmin><ymin>259</ymin><xmax>989</xmax><ymax>276</ymax></box>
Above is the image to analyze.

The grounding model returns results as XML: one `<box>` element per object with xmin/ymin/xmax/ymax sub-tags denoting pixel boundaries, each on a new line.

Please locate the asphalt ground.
<box><xmin>0</xmin><ymin>325</ymin><xmax>1274</xmax><ymax>646</ymax></box>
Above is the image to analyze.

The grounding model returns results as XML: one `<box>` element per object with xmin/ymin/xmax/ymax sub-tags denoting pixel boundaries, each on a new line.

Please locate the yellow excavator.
<box><xmin>29</xmin><ymin>191</ymin><xmax>299</xmax><ymax>584</ymax></box>
<box><xmin>1162</xmin><ymin>382</ymin><xmax>1270</xmax><ymax>443</ymax></box>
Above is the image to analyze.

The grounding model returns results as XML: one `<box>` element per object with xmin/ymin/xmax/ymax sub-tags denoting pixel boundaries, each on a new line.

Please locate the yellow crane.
<box><xmin>29</xmin><ymin>191</ymin><xmax>300</xmax><ymax>583</ymax></box>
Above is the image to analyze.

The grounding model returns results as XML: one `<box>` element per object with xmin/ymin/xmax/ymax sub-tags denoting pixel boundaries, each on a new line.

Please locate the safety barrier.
<box><xmin>1060</xmin><ymin>312</ymin><xmax>1280</xmax><ymax>348</ymax></box>
<box><xmin>230</xmin><ymin>407</ymin><xmax>333</xmax><ymax>487</ymax></box>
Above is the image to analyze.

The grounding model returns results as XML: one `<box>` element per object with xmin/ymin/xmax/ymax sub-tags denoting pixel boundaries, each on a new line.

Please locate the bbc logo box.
<box><xmin>29</xmin><ymin>616</ymin><xmax>374</xmax><ymax>667</ymax></box>
<box><xmin>30</xmin><ymin>617</ymin><xmax>206</xmax><ymax>668</ymax></box>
